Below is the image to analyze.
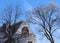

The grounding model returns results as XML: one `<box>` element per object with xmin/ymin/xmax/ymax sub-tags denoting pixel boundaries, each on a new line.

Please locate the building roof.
<box><xmin>16</xmin><ymin>20</ymin><xmax>34</xmax><ymax>34</ymax></box>
<box><xmin>0</xmin><ymin>20</ymin><xmax>34</xmax><ymax>35</ymax></box>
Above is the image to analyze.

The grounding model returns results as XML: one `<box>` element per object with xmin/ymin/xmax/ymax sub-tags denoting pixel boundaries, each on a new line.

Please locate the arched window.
<box><xmin>21</xmin><ymin>27</ymin><xmax>29</xmax><ymax>37</ymax></box>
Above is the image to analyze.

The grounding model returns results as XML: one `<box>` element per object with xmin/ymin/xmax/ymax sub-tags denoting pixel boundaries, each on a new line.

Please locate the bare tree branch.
<box><xmin>28</xmin><ymin>3</ymin><xmax>59</xmax><ymax>43</ymax></box>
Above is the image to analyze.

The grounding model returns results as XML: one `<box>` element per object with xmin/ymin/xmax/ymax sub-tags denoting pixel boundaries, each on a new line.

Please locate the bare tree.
<box><xmin>14</xmin><ymin>4</ymin><xmax>21</xmax><ymax>24</ymax></box>
<box><xmin>1</xmin><ymin>6</ymin><xmax>13</xmax><ymax>34</ymax></box>
<box><xmin>28</xmin><ymin>3</ymin><xmax>59</xmax><ymax>43</ymax></box>
<box><xmin>0</xmin><ymin>4</ymin><xmax>21</xmax><ymax>43</ymax></box>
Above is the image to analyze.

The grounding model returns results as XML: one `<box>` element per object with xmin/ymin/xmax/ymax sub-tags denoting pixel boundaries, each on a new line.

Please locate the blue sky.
<box><xmin>0</xmin><ymin>0</ymin><xmax>60</xmax><ymax>43</ymax></box>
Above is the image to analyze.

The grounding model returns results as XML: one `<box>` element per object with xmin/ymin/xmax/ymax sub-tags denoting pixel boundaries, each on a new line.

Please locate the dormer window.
<box><xmin>22</xmin><ymin>27</ymin><xmax>29</xmax><ymax>37</ymax></box>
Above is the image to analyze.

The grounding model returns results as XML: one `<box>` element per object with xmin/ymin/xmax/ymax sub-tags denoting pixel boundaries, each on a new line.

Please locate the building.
<box><xmin>0</xmin><ymin>20</ymin><xmax>36</xmax><ymax>43</ymax></box>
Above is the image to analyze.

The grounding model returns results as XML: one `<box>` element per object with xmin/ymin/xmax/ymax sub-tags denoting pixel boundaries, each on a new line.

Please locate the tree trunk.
<box><xmin>50</xmin><ymin>37</ymin><xmax>54</xmax><ymax>43</ymax></box>
<box><xmin>51</xmin><ymin>41</ymin><xmax>54</xmax><ymax>43</ymax></box>
<box><xmin>51</xmin><ymin>39</ymin><xmax>54</xmax><ymax>43</ymax></box>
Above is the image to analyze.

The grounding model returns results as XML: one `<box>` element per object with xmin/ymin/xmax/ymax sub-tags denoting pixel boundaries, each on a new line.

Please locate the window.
<box><xmin>22</xmin><ymin>27</ymin><xmax>29</xmax><ymax>37</ymax></box>
<box><xmin>28</xmin><ymin>42</ymin><xmax>32</xmax><ymax>43</ymax></box>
